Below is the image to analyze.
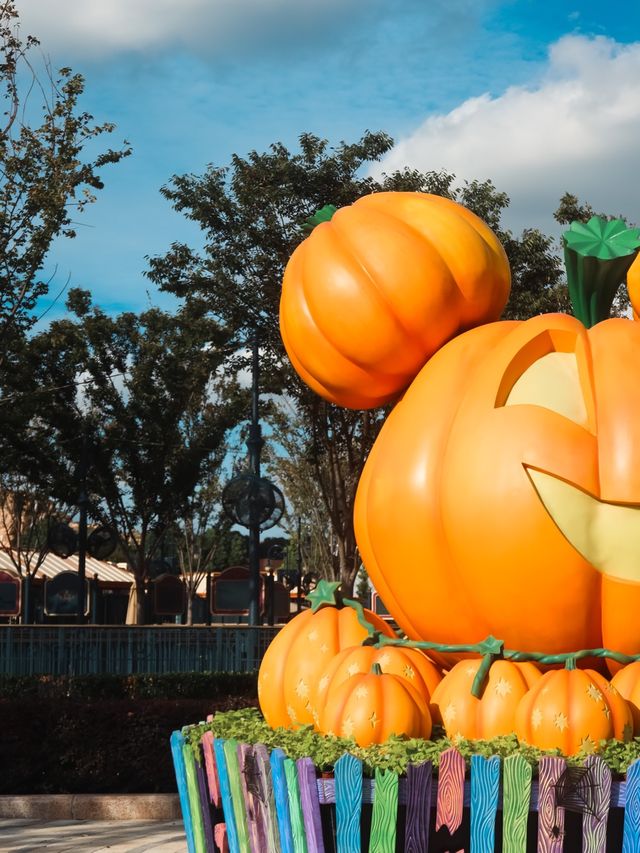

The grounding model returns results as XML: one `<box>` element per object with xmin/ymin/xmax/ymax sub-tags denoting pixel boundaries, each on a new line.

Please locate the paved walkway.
<box><xmin>0</xmin><ymin>819</ymin><xmax>187</xmax><ymax>852</ymax></box>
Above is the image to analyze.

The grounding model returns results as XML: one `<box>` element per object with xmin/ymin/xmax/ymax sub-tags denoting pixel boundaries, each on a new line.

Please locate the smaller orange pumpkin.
<box><xmin>318</xmin><ymin>663</ymin><xmax>432</xmax><ymax>746</ymax></box>
<box><xmin>611</xmin><ymin>661</ymin><xmax>640</xmax><ymax>734</ymax></box>
<box><xmin>429</xmin><ymin>659</ymin><xmax>541</xmax><ymax>740</ymax></box>
<box><xmin>515</xmin><ymin>667</ymin><xmax>633</xmax><ymax>756</ymax></box>
<box><xmin>309</xmin><ymin>644</ymin><xmax>442</xmax><ymax>728</ymax></box>
<box><xmin>258</xmin><ymin>580</ymin><xmax>395</xmax><ymax>729</ymax></box>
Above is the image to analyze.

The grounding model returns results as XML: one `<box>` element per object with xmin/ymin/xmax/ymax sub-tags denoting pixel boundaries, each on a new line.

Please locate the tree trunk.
<box><xmin>135</xmin><ymin>575</ymin><xmax>146</xmax><ymax>625</ymax></box>
<box><xmin>186</xmin><ymin>593</ymin><xmax>193</xmax><ymax>626</ymax></box>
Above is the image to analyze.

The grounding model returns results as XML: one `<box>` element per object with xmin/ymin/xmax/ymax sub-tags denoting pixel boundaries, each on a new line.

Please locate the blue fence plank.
<box><xmin>214</xmin><ymin>738</ymin><xmax>241</xmax><ymax>853</ymax></box>
<box><xmin>623</xmin><ymin>758</ymin><xmax>640</xmax><ymax>853</ymax></box>
<box><xmin>470</xmin><ymin>754</ymin><xmax>500</xmax><ymax>853</ymax></box>
<box><xmin>170</xmin><ymin>731</ymin><xmax>197</xmax><ymax>853</ymax></box>
<box><xmin>270</xmin><ymin>748</ymin><xmax>295</xmax><ymax>853</ymax></box>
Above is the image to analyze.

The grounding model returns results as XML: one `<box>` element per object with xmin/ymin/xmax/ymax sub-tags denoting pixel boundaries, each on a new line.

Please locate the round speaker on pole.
<box><xmin>222</xmin><ymin>474</ymin><xmax>285</xmax><ymax>531</ymax></box>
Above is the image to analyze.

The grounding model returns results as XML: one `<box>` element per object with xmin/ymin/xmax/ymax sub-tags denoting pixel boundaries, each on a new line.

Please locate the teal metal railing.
<box><xmin>0</xmin><ymin>625</ymin><xmax>282</xmax><ymax>676</ymax></box>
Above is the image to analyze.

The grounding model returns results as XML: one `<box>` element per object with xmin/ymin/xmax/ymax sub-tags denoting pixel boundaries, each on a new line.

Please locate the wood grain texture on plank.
<box><xmin>470</xmin><ymin>754</ymin><xmax>500</xmax><ymax>853</ymax></box>
<box><xmin>623</xmin><ymin>758</ymin><xmax>640</xmax><ymax>853</ymax></box>
<box><xmin>271</xmin><ymin>748</ymin><xmax>295</xmax><ymax>853</ymax></box>
<box><xmin>297</xmin><ymin>757</ymin><xmax>325</xmax><ymax>853</ymax></box>
<box><xmin>369</xmin><ymin>768</ymin><xmax>398</xmax><ymax>853</ymax></box>
<box><xmin>334</xmin><ymin>753</ymin><xmax>363</xmax><ymax>853</ymax></box>
<box><xmin>581</xmin><ymin>754</ymin><xmax>611</xmax><ymax>853</ymax></box>
<box><xmin>183</xmin><ymin>741</ymin><xmax>208</xmax><ymax>853</ymax></box>
<box><xmin>537</xmin><ymin>756</ymin><xmax>566</xmax><ymax>853</ymax></box>
<box><xmin>196</xmin><ymin>755</ymin><xmax>217</xmax><ymax>852</ymax></box>
<box><xmin>435</xmin><ymin>747</ymin><xmax>466</xmax><ymax>852</ymax></box>
<box><xmin>405</xmin><ymin>761</ymin><xmax>432</xmax><ymax>853</ymax></box>
<box><xmin>253</xmin><ymin>744</ymin><xmax>282</xmax><ymax>853</ymax></box>
<box><xmin>222</xmin><ymin>739</ymin><xmax>251</xmax><ymax>853</ymax></box>
<box><xmin>170</xmin><ymin>731</ymin><xmax>197</xmax><ymax>853</ymax></box>
<box><xmin>285</xmin><ymin>757</ymin><xmax>308</xmax><ymax>853</ymax></box>
<box><xmin>502</xmin><ymin>753</ymin><xmax>532</xmax><ymax>853</ymax></box>
<box><xmin>237</xmin><ymin>743</ymin><xmax>265</xmax><ymax>853</ymax></box>
<box><xmin>213</xmin><ymin>738</ymin><xmax>241</xmax><ymax>853</ymax></box>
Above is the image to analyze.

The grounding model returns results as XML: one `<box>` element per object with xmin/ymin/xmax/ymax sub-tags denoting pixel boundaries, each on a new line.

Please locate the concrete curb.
<box><xmin>0</xmin><ymin>794</ymin><xmax>181</xmax><ymax>820</ymax></box>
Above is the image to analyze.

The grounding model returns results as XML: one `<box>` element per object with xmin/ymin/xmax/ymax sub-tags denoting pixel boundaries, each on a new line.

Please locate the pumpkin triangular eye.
<box><xmin>503</xmin><ymin>351</ymin><xmax>589</xmax><ymax>428</ymax></box>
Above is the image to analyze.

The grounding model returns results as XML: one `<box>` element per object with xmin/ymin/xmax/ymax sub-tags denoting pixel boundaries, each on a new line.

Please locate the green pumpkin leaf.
<box><xmin>306</xmin><ymin>579</ymin><xmax>342</xmax><ymax>612</ymax></box>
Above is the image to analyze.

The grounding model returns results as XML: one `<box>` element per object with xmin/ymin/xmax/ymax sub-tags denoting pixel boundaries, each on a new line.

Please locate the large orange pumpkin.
<box><xmin>258</xmin><ymin>586</ymin><xmax>394</xmax><ymax>729</ymax></box>
<box><xmin>355</xmin><ymin>312</ymin><xmax>640</xmax><ymax>658</ymax></box>
<box><xmin>515</xmin><ymin>667</ymin><xmax>633</xmax><ymax>755</ymax></box>
<box><xmin>430</xmin><ymin>659</ymin><xmax>541</xmax><ymax>740</ymax></box>
<box><xmin>280</xmin><ymin>192</ymin><xmax>510</xmax><ymax>409</ymax></box>
<box><xmin>309</xmin><ymin>644</ymin><xmax>442</xmax><ymax>728</ymax></box>
<box><xmin>318</xmin><ymin>663</ymin><xmax>432</xmax><ymax>746</ymax></box>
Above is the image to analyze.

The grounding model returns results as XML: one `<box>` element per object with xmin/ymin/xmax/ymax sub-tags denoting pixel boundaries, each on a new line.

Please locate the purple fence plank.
<box><xmin>405</xmin><ymin>761</ymin><xmax>432</xmax><ymax>852</ymax></box>
<box><xmin>537</xmin><ymin>756</ymin><xmax>566</xmax><ymax>853</ymax></box>
<box><xmin>196</xmin><ymin>756</ymin><xmax>217</xmax><ymax>853</ymax></box>
<box><xmin>297</xmin><ymin>756</ymin><xmax>325</xmax><ymax>852</ymax></box>
<box><xmin>237</xmin><ymin>743</ymin><xmax>266</xmax><ymax>853</ymax></box>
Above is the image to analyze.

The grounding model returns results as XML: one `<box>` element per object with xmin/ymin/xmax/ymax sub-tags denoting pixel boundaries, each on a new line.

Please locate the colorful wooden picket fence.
<box><xmin>171</xmin><ymin>726</ymin><xmax>640</xmax><ymax>852</ymax></box>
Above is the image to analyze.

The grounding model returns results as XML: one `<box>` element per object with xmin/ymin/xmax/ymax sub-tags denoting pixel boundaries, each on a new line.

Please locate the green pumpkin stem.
<box><xmin>371</xmin><ymin>663</ymin><xmax>383</xmax><ymax>676</ymax></box>
<box><xmin>564</xmin><ymin>656</ymin><xmax>577</xmax><ymax>671</ymax></box>
<box><xmin>563</xmin><ymin>216</ymin><xmax>640</xmax><ymax>327</ymax></box>
<box><xmin>301</xmin><ymin>204</ymin><xmax>338</xmax><ymax>236</ymax></box>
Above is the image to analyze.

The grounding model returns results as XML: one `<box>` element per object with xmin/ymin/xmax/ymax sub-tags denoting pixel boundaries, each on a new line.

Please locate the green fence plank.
<box><xmin>183</xmin><ymin>741</ymin><xmax>208</xmax><ymax>853</ymax></box>
<box><xmin>502</xmin><ymin>753</ymin><xmax>532</xmax><ymax>853</ymax></box>
<box><xmin>369</xmin><ymin>769</ymin><xmax>398</xmax><ymax>853</ymax></box>
<box><xmin>223</xmin><ymin>739</ymin><xmax>251</xmax><ymax>853</ymax></box>
<box><xmin>284</xmin><ymin>757</ymin><xmax>308</xmax><ymax>853</ymax></box>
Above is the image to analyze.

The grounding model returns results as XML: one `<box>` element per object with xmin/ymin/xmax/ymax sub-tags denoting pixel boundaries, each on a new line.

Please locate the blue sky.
<box><xmin>15</xmin><ymin>0</ymin><xmax>640</xmax><ymax>321</ymax></box>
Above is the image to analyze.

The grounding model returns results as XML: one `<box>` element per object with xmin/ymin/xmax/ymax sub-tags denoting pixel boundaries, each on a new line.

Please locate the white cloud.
<box><xmin>15</xmin><ymin>0</ymin><xmax>362</xmax><ymax>58</ymax></box>
<box><xmin>373</xmin><ymin>36</ymin><xmax>640</xmax><ymax>235</ymax></box>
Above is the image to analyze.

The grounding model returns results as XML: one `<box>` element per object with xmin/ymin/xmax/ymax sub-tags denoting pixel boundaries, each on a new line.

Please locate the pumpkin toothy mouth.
<box><xmin>526</xmin><ymin>467</ymin><xmax>640</xmax><ymax>583</ymax></box>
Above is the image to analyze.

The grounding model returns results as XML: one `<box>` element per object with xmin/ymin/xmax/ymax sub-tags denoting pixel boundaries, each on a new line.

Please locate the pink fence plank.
<box><xmin>435</xmin><ymin>747</ymin><xmax>466</xmax><ymax>853</ymax></box>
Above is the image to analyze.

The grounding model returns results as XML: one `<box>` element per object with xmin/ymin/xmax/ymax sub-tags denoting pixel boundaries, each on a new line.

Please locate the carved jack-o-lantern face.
<box><xmin>355</xmin><ymin>312</ymin><xmax>640</xmax><ymax>659</ymax></box>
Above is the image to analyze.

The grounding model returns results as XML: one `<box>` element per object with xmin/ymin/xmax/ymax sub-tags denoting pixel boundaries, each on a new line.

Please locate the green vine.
<box><xmin>374</xmin><ymin>633</ymin><xmax>640</xmax><ymax>698</ymax></box>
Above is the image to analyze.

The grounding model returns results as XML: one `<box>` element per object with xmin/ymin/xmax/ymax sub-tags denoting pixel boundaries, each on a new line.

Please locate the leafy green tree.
<box><xmin>2</xmin><ymin>292</ymin><xmax>244</xmax><ymax>623</ymax></box>
<box><xmin>0</xmin><ymin>0</ymin><xmax>130</xmax><ymax>359</ymax></box>
<box><xmin>146</xmin><ymin>132</ymin><xmax>569</xmax><ymax>593</ymax></box>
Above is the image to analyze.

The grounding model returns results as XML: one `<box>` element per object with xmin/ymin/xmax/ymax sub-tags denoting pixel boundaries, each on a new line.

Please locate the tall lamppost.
<box><xmin>222</xmin><ymin>336</ymin><xmax>284</xmax><ymax>625</ymax></box>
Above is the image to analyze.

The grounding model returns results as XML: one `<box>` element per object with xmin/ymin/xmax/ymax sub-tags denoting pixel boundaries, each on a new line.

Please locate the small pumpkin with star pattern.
<box><xmin>515</xmin><ymin>665</ymin><xmax>633</xmax><ymax>756</ymax></box>
<box><xmin>430</xmin><ymin>658</ymin><xmax>542</xmax><ymax>740</ymax></box>
<box><xmin>611</xmin><ymin>661</ymin><xmax>640</xmax><ymax>734</ymax></box>
<box><xmin>309</xmin><ymin>644</ymin><xmax>442</xmax><ymax>729</ymax></box>
<box><xmin>258</xmin><ymin>580</ymin><xmax>395</xmax><ymax>730</ymax></box>
<box><xmin>317</xmin><ymin>663</ymin><xmax>432</xmax><ymax>746</ymax></box>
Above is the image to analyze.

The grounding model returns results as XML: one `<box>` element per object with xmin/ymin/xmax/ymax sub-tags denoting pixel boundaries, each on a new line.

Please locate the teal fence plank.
<box><xmin>170</xmin><ymin>731</ymin><xmax>197</xmax><ymax>853</ymax></box>
<box><xmin>214</xmin><ymin>738</ymin><xmax>241</xmax><ymax>853</ymax></box>
<box><xmin>470</xmin><ymin>754</ymin><xmax>500</xmax><ymax>853</ymax></box>
<box><xmin>623</xmin><ymin>758</ymin><xmax>640</xmax><ymax>853</ymax></box>
<box><xmin>270</xmin><ymin>748</ymin><xmax>295</xmax><ymax>853</ymax></box>
<box><xmin>334</xmin><ymin>753</ymin><xmax>363</xmax><ymax>853</ymax></box>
